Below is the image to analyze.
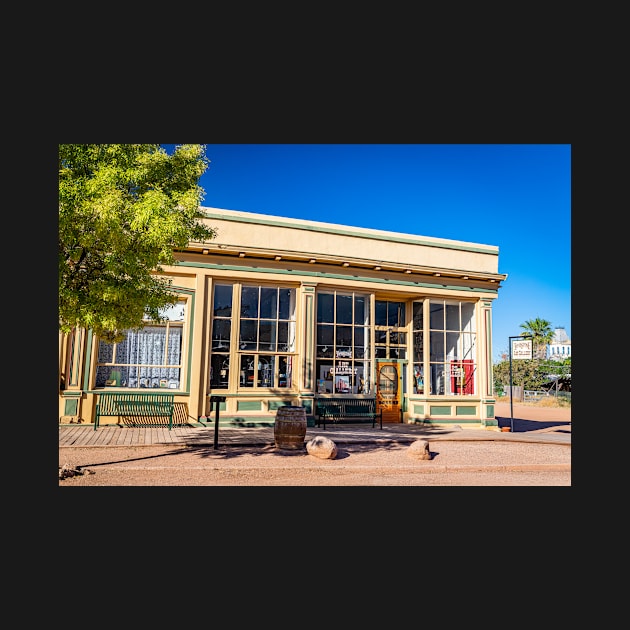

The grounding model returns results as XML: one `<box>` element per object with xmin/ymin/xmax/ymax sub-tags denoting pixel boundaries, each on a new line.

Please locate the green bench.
<box><xmin>94</xmin><ymin>392</ymin><xmax>177</xmax><ymax>430</ymax></box>
<box><xmin>315</xmin><ymin>398</ymin><xmax>383</xmax><ymax>430</ymax></box>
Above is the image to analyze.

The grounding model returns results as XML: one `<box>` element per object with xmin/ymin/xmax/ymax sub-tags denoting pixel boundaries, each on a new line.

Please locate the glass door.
<box><xmin>376</xmin><ymin>361</ymin><xmax>401</xmax><ymax>423</ymax></box>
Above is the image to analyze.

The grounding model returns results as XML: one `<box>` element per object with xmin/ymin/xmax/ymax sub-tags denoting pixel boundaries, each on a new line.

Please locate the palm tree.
<box><xmin>519</xmin><ymin>318</ymin><xmax>554</xmax><ymax>359</ymax></box>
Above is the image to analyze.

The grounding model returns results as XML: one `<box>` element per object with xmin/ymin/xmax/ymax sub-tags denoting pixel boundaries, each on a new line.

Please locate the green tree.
<box><xmin>59</xmin><ymin>144</ymin><xmax>216</xmax><ymax>342</ymax></box>
<box><xmin>519</xmin><ymin>317</ymin><xmax>554</xmax><ymax>359</ymax></box>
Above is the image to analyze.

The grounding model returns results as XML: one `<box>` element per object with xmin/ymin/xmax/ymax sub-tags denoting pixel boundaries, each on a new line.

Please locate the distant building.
<box><xmin>547</xmin><ymin>327</ymin><xmax>571</xmax><ymax>361</ymax></box>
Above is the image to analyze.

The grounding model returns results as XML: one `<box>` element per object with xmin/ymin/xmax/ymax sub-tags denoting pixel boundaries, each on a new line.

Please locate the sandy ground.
<box><xmin>58</xmin><ymin>401</ymin><xmax>571</xmax><ymax>486</ymax></box>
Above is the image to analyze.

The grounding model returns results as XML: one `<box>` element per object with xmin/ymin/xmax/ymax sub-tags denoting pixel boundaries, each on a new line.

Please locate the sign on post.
<box><xmin>507</xmin><ymin>336</ymin><xmax>533</xmax><ymax>433</ymax></box>
<box><xmin>511</xmin><ymin>338</ymin><xmax>532</xmax><ymax>360</ymax></box>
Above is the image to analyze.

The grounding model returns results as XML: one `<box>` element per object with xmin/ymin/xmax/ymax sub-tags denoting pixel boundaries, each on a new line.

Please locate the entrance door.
<box><xmin>376</xmin><ymin>362</ymin><xmax>401</xmax><ymax>423</ymax></box>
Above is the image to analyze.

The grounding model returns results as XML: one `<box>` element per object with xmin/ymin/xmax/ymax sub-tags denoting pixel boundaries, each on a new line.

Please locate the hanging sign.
<box><xmin>511</xmin><ymin>338</ymin><xmax>533</xmax><ymax>360</ymax></box>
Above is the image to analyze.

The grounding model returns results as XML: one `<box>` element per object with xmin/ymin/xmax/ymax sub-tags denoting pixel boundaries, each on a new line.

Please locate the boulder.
<box><xmin>306</xmin><ymin>435</ymin><xmax>338</xmax><ymax>459</ymax></box>
<box><xmin>407</xmin><ymin>439</ymin><xmax>431</xmax><ymax>461</ymax></box>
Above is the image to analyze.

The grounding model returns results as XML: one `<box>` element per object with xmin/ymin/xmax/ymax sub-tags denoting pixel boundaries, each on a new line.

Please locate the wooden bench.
<box><xmin>315</xmin><ymin>398</ymin><xmax>383</xmax><ymax>430</ymax></box>
<box><xmin>94</xmin><ymin>392</ymin><xmax>177</xmax><ymax>430</ymax></box>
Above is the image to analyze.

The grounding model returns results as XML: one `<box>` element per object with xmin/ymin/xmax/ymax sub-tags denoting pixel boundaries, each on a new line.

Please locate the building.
<box><xmin>58</xmin><ymin>207</ymin><xmax>508</xmax><ymax>430</ymax></box>
<box><xmin>547</xmin><ymin>327</ymin><xmax>571</xmax><ymax>361</ymax></box>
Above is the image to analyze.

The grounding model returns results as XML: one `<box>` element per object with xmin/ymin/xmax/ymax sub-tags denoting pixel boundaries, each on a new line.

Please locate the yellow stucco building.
<box><xmin>59</xmin><ymin>207</ymin><xmax>507</xmax><ymax>430</ymax></box>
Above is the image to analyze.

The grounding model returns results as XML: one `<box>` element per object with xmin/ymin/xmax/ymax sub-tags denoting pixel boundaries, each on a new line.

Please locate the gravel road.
<box><xmin>59</xmin><ymin>402</ymin><xmax>571</xmax><ymax>486</ymax></box>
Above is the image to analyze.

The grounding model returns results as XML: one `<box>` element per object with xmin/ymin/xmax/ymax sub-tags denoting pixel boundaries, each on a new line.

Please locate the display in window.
<box><xmin>450</xmin><ymin>360</ymin><xmax>474</xmax><ymax>394</ymax></box>
<box><xmin>335</xmin><ymin>375</ymin><xmax>351</xmax><ymax>393</ymax></box>
<box><xmin>414</xmin><ymin>366</ymin><xmax>424</xmax><ymax>394</ymax></box>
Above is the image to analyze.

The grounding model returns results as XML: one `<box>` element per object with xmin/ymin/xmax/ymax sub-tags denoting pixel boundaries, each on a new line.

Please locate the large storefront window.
<box><xmin>412</xmin><ymin>301</ymin><xmax>424</xmax><ymax>394</ymax></box>
<box><xmin>95</xmin><ymin>298</ymin><xmax>186</xmax><ymax>389</ymax></box>
<box><xmin>209</xmin><ymin>284</ymin><xmax>296</xmax><ymax>389</ymax></box>
<box><xmin>429</xmin><ymin>300</ymin><xmax>476</xmax><ymax>396</ymax></box>
<box><xmin>209</xmin><ymin>284</ymin><xmax>233</xmax><ymax>389</ymax></box>
<box><xmin>316</xmin><ymin>291</ymin><xmax>371</xmax><ymax>394</ymax></box>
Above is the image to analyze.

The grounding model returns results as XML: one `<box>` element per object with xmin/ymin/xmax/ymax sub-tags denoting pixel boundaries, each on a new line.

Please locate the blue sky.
<box><xmin>163</xmin><ymin>144</ymin><xmax>571</xmax><ymax>362</ymax></box>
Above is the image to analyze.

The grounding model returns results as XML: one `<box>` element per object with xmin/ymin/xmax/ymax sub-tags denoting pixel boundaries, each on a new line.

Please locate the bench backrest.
<box><xmin>316</xmin><ymin>398</ymin><xmax>376</xmax><ymax>416</ymax></box>
<box><xmin>96</xmin><ymin>392</ymin><xmax>175</xmax><ymax>415</ymax></box>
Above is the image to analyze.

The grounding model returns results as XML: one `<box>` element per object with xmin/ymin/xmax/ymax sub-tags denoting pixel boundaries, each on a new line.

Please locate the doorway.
<box><xmin>376</xmin><ymin>361</ymin><xmax>402</xmax><ymax>423</ymax></box>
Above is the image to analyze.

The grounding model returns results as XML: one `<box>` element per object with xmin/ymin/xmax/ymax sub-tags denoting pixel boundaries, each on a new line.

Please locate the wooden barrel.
<box><xmin>274</xmin><ymin>406</ymin><xmax>307</xmax><ymax>450</ymax></box>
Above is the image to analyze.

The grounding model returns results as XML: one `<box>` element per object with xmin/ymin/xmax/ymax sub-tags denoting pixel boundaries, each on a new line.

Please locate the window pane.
<box><xmin>413</xmin><ymin>332</ymin><xmax>423</xmax><ymax>361</ymax></box>
<box><xmin>335</xmin><ymin>326</ymin><xmax>353</xmax><ymax>349</ymax></box>
<box><xmin>317</xmin><ymin>293</ymin><xmax>334</xmax><ymax>323</ymax></box>
<box><xmin>389</xmin><ymin>302</ymin><xmax>405</xmax><ymax>327</ymax></box>
<box><xmin>316</xmin><ymin>361</ymin><xmax>334</xmax><ymax>393</ymax></box>
<box><xmin>240</xmin><ymin>355</ymin><xmax>255</xmax><ymax>387</ymax></box>
<box><xmin>356</xmin><ymin>362</ymin><xmax>371</xmax><ymax>394</ymax></box>
<box><xmin>430</xmin><ymin>331</ymin><xmax>445</xmax><ymax>361</ymax></box>
<box><xmin>286</xmin><ymin>321</ymin><xmax>296</xmax><ymax>352</ymax></box>
<box><xmin>430</xmin><ymin>364</ymin><xmax>446</xmax><ymax>395</ymax></box>
<box><xmin>279</xmin><ymin>356</ymin><xmax>292</xmax><ymax>388</ymax></box>
<box><xmin>212</xmin><ymin>320</ymin><xmax>231</xmax><ymax>351</ymax></box>
<box><xmin>317</xmin><ymin>324</ymin><xmax>334</xmax><ymax>346</ymax></box>
<box><xmin>166</xmin><ymin>325</ymin><xmax>183</xmax><ymax>364</ymax></box>
<box><xmin>430</xmin><ymin>302</ymin><xmax>444</xmax><ymax>329</ymax></box>
<box><xmin>98</xmin><ymin>342</ymin><xmax>114</xmax><ymax>363</ymax></box>
<box><xmin>413</xmin><ymin>301</ymin><xmax>423</xmax><ymax>329</ymax></box>
<box><xmin>277</xmin><ymin>322</ymin><xmax>289</xmax><ymax>351</ymax></box>
<box><xmin>336</xmin><ymin>294</ymin><xmax>353</xmax><ymax>324</ymax></box>
<box><xmin>257</xmin><ymin>355</ymin><xmax>275</xmax><ymax>387</ymax></box>
<box><xmin>210</xmin><ymin>354</ymin><xmax>229</xmax><ymax>388</ymax></box>
<box><xmin>413</xmin><ymin>364</ymin><xmax>424</xmax><ymax>394</ymax></box>
<box><xmin>239</xmin><ymin>320</ymin><xmax>257</xmax><ymax>350</ymax></box>
<box><xmin>461</xmin><ymin>302</ymin><xmax>475</xmax><ymax>332</ymax></box>
<box><xmin>461</xmin><ymin>332</ymin><xmax>475</xmax><ymax>359</ymax></box>
<box><xmin>446</xmin><ymin>332</ymin><xmax>459</xmax><ymax>359</ymax></box>
<box><xmin>241</xmin><ymin>286</ymin><xmax>259</xmax><ymax>318</ymax></box>
<box><xmin>445</xmin><ymin>303</ymin><xmax>459</xmax><ymax>330</ymax></box>
<box><xmin>375</xmin><ymin>301</ymin><xmax>388</xmax><ymax>326</ymax></box>
<box><xmin>158</xmin><ymin>300</ymin><xmax>186</xmax><ymax>322</ymax></box>
<box><xmin>354</xmin><ymin>327</ymin><xmax>365</xmax><ymax>358</ymax></box>
<box><xmin>213</xmin><ymin>284</ymin><xmax>233</xmax><ymax>317</ymax></box>
<box><xmin>354</xmin><ymin>295</ymin><xmax>367</xmax><ymax>324</ymax></box>
<box><xmin>279</xmin><ymin>288</ymin><xmax>295</xmax><ymax>320</ymax></box>
<box><xmin>258</xmin><ymin>321</ymin><xmax>277</xmax><ymax>351</ymax></box>
<box><xmin>260</xmin><ymin>287</ymin><xmax>277</xmax><ymax>319</ymax></box>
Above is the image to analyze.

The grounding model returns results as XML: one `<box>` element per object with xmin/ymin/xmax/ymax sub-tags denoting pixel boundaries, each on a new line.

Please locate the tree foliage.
<box><xmin>493</xmin><ymin>357</ymin><xmax>571</xmax><ymax>394</ymax></box>
<box><xmin>59</xmin><ymin>144</ymin><xmax>216</xmax><ymax>342</ymax></box>
<box><xmin>519</xmin><ymin>317</ymin><xmax>554</xmax><ymax>359</ymax></box>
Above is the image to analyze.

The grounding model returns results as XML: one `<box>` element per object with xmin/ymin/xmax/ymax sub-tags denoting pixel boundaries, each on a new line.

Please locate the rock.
<box><xmin>306</xmin><ymin>435</ymin><xmax>338</xmax><ymax>459</ymax></box>
<box><xmin>59</xmin><ymin>463</ymin><xmax>94</xmax><ymax>479</ymax></box>
<box><xmin>407</xmin><ymin>439</ymin><xmax>431</xmax><ymax>460</ymax></box>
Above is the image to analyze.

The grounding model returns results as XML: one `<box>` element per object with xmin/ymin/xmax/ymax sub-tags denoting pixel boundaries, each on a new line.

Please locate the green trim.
<box><xmin>176</xmin><ymin>261</ymin><xmax>499</xmax><ymax>294</ymax></box>
<box><xmin>455</xmin><ymin>406</ymin><xmax>476</xmax><ymax>416</ymax></box>
<box><xmin>430</xmin><ymin>406</ymin><xmax>452</xmax><ymax>416</ymax></box>
<box><xmin>200</xmin><ymin>209</ymin><xmax>500</xmax><ymax>255</ymax></box>
<box><xmin>237</xmin><ymin>400</ymin><xmax>262</xmax><ymax>411</ymax></box>
<box><xmin>486</xmin><ymin>404</ymin><xmax>495</xmax><ymax>418</ymax></box>
<box><xmin>64</xmin><ymin>399</ymin><xmax>79</xmax><ymax>415</ymax></box>
<box><xmin>83</xmin><ymin>329</ymin><xmax>94</xmax><ymax>391</ymax></box>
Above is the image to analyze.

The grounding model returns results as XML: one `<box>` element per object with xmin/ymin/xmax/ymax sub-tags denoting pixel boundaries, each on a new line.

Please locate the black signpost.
<box><xmin>508</xmin><ymin>335</ymin><xmax>532</xmax><ymax>433</ymax></box>
<box><xmin>209</xmin><ymin>395</ymin><xmax>226</xmax><ymax>449</ymax></box>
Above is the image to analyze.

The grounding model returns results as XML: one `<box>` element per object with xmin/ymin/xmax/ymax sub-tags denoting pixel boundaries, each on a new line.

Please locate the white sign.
<box><xmin>512</xmin><ymin>338</ymin><xmax>533</xmax><ymax>360</ymax></box>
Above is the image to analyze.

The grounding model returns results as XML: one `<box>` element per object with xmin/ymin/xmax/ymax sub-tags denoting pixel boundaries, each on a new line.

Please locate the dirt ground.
<box><xmin>58</xmin><ymin>401</ymin><xmax>571</xmax><ymax>487</ymax></box>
